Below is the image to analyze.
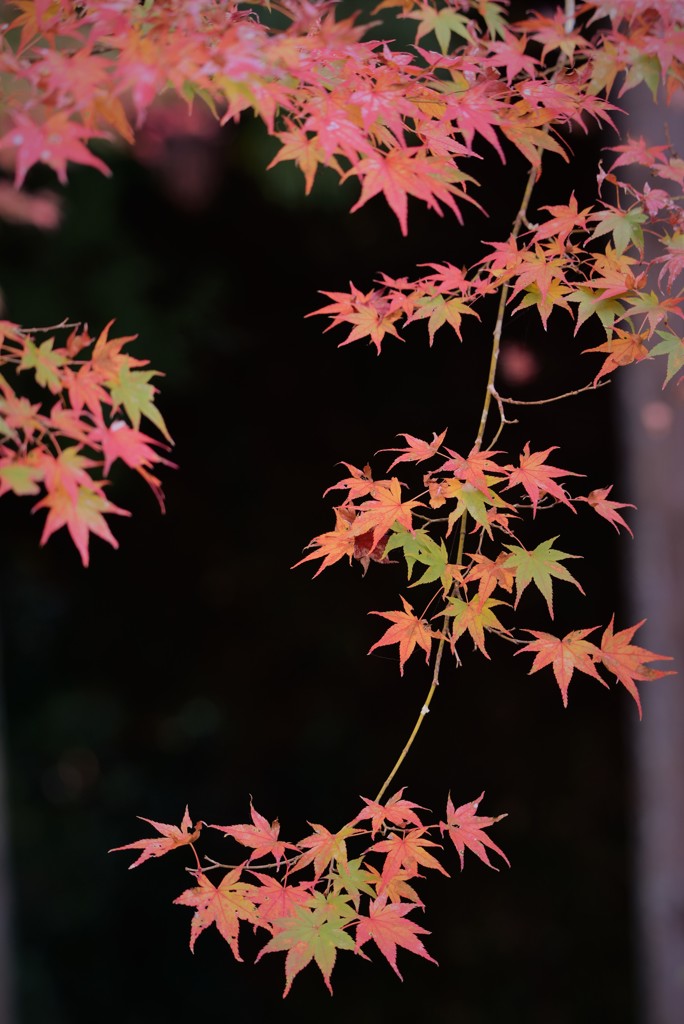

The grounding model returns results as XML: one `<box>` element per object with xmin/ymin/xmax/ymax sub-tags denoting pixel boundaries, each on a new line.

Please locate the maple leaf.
<box><xmin>256</xmin><ymin>901</ymin><xmax>356</xmax><ymax>996</ymax></box>
<box><xmin>504</xmin><ymin>537</ymin><xmax>583</xmax><ymax>618</ymax></box>
<box><xmin>531</xmin><ymin>193</ymin><xmax>591</xmax><ymax>247</ymax></box>
<box><xmin>174</xmin><ymin>868</ymin><xmax>259</xmax><ymax>959</ymax></box>
<box><xmin>439</xmin><ymin>793</ymin><xmax>509</xmax><ymax>871</ymax></box>
<box><xmin>355</xmin><ymin>896</ymin><xmax>437</xmax><ymax>979</ymax></box>
<box><xmin>268</xmin><ymin>124</ymin><xmax>342</xmax><ymax>194</ymax></box>
<box><xmin>347</xmin><ymin>147</ymin><xmax>476</xmax><ymax>236</ymax></box>
<box><xmin>598</xmin><ymin>617</ymin><xmax>674</xmax><ymax>718</ymax></box>
<box><xmin>584</xmin><ymin>328</ymin><xmax>650</xmax><ymax>383</ymax></box>
<box><xmin>33</xmin><ymin>483</ymin><xmax>130</xmax><ymax>568</ymax></box>
<box><xmin>210</xmin><ymin>801</ymin><xmax>298</xmax><ymax>866</ymax></box>
<box><xmin>517</xmin><ymin>628</ymin><xmax>606</xmax><ymax>707</ymax></box>
<box><xmin>355</xmin><ymin>788</ymin><xmax>426</xmax><ymax>837</ymax></box>
<box><xmin>443</xmin><ymin>592</ymin><xmax>509</xmax><ymax>658</ymax></box>
<box><xmin>591</xmin><ymin>204</ymin><xmax>648</xmax><ymax>256</ymax></box>
<box><xmin>109</xmin><ymin>362</ymin><xmax>171</xmax><ymax>441</ymax></box>
<box><xmin>438</xmin><ymin>446</ymin><xmax>504</xmax><ymax>494</ymax></box>
<box><xmin>383</xmin><ymin>526</ymin><xmax>451</xmax><ymax>589</ymax></box>
<box><xmin>505</xmin><ymin>443</ymin><xmax>581</xmax><ymax>515</ymax></box>
<box><xmin>576</xmin><ymin>486</ymin><xmax>635</xmax><ymax>536</ymax></box>
<box><xmin>381</xmin><ymin>429</ymin><xmax>447</xmax><ymax>470</ymax></box>
<box><xmin>650</xmin><ymin>330</ymin><xmax>684</xmax><ymax>387</ymax></box>
<box><xmin>311</xmin><ymin>284</ymin><xmax>404</xmax><ymax>354</ymax></box>
<box><xmin>292</xmin><ymin>508</ymin><xmax>357</xmax><ymax>576</ymax></box>
<box><xmin>249</xmin><ymin>873</ymin><xmax>314</xmax><ymax>927</ymax></box>
<box><xmin>465</xmin><ymin>551</ymin><xmax>515</xmax><ymax>599</ymax></box>
<box><xmin>408</xmin><ymin>291</ymin><xmax>480</xmax><ymax>342</ymax></box>
<box><xmin>371</xmin><ymin>827</ymin><xmax>449</xmax><ymax>888</ymax></box>
<box><xmin>323</xmin><ymin>462</ymin><xmax>376</xmax><ymax>503</ymax></box>
<box><xmin>0</xmin><ymin>111</ymin><xmax>111</xmax><ymax>189</ymax></box>
<box><xmin>109</xmin><ymin>806</ymin><xmax>201</xmax><ymax>869</ymax></box>
<box><xmin>18</xmin><ymin>335</ymin><xmax>67</xmax><ymax>393</ymax></box>
<box><xmin>368</xmin><ymin>596</ymin><xmax>435</xmax><ymax>675</ymax></box>
<box><xmin>329</xmin><ymin>857</ymin><xmax>379</xmax><ymax>909</ymax></box>
<box><xmin>294</xmin><ymin>823</ymin><xmax>362</xmax><ymax>879</ymax></box>
<box><xmin>353</xmin><ymin>478</ymin><xmax>423</xmax><ymax>551</ymax></box>
<box><xmin>0</xmin><ymin>452</ymin><xmax>44</xmax><ymax>498</ymax></box>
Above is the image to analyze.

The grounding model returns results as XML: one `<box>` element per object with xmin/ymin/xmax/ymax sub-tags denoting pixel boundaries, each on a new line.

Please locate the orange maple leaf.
<box><xmin>517</xmin><ymin>627</ymin><xmax>606</xmax><ymax>706</ymax></box>
<box><xmin>34</xmin><ymin>482</ymin><xmax>130</xmax><ymax>568</ymax></box>
<box><xmin>353</xmin><ymin>478</ymin><xmax>422</xmax><ymax>550</ymax></box>
<box><xmin>293</xmin><ymin>822</ymin><xmax>362</xmax><ymax>879</ymax></box>
<box><xmin>598</xmin><ymin>617</ymin><xmax>675</xmax><ymax>718</ymax></box>
<box><xmin>577</xmin><ymin>485</ymin><xmax>635</xmax><ymax>536</ymax></box>
<box><xmin>371</xmin><ymin>827</ymin><xmax>449</xmax><ymax>888</ymax></box>
<box><xmin>584</xmin><ymin>328</ymin><xmax>650</xmax><ymax>382</ymax></box>
<box><xmin>109</xmin><ymin>806</ymin><xmax>202</xmax><ymax>869</ymax></box>
<box><xmin>368</xmin><ymin>595</ymin><xmax>435</xmax><ymax>675</ymax></box>
<box><xmin>381</xmin><ymin>429</ymin><xmax>447</xmax><ymax>470</ymax></box>
<box><xmin>505</xmin><ymin>442</ymin><xmax>581</xmax><ymax>515</ymax></box>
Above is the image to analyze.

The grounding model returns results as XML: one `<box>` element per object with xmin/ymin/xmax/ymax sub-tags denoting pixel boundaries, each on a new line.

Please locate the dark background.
<box><xmin>0</xmin><ymin>82</ymin><xmax>638</xmax><ymax>1023</ymax></box>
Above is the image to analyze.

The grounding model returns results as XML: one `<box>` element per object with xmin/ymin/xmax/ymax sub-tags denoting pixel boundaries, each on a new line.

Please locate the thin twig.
<box><xmin>496</xmin><ymin>380</ymin><xmax>609</xmax><ymax>406</ymax></box>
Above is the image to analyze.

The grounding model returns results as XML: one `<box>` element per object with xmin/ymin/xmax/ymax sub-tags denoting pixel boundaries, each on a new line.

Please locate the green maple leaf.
<box><xmin>256</xmin><ymin>902</ymin><xmax>356</xmax><ymax>996</ymax></box>
<box><xmin>591</xmin><ymin>206</ymin><xmax>647</xmax><ymax>255</ymax></box>
<box><xmin>384</xmin><ymin>526</ymin><xmax>450</xmax><ymax>588</ymax></box>
<box><xmin>650</xmin><ymin>330</ymin><xmax>684</xmax><ymax>386</ymax></box>
<box><xmin>444</xmin><ymin>593</ymin><xmax>509</xmax><ymax>658</ymax></box>
<box><xmin>568</xmin><ymin>287</ymin><xmax>625</xmax><ymax>336</ymax></box>
<box><xmin>330</xmin><ymin>857</ymin><xmax>378</xmax><ymax>909</ymax></box>
<box><xmin>504</xmin><ymin>537</ymin><xmax>583</xmax><ymax>618</ymax></box>
<box><xmin>108</xmin><ymin>363</ymin><xmax>171</xmax><ymax>440</ymax></box>
<box><xmin>19</xmin><ymin>336</ymin><xmax>67</xmax><ymax>393</ymax></box>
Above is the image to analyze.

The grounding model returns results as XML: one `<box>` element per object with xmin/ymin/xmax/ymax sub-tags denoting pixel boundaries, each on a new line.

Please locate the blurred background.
<box><xmin>0</xmin><ymin>26</ymin><xmax>681</xmax><ymax>1024</ymax></box>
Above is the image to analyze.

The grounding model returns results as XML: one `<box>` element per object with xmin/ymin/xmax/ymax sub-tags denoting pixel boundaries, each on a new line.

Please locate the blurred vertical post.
<box><xmin>621</xmin><ymin>88</ymin><xmax>684</xmax><ymax>1024</ymax></box>
<box><xmin>0</xmin><ymin>631</ymin><xmax>15</xmax><ymax>1024</ymax></box>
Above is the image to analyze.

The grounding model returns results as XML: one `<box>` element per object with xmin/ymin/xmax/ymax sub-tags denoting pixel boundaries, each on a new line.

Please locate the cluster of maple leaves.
<box><xmin>112</xmin><ymin>793</ymin><xmax>509</xmax><ymax>993</ymax></box>
<box><xmin>0</xmin><ymin>319</ymin><xmax>171</xmax><ymax>565</ymax></box>
<box><xmin>0</xmin><ymin>0</ymin><xmax>682</xmax><ymax>557</ymax></box>
<box><xmin>0</xmin><ymin>0</ymin><xmax>682</xmax><ymax>997</ymax></box>
<box><xmin>295</xmin><ymin>434</ymin><xmax>673</xmax><ymax>713</ymax></box>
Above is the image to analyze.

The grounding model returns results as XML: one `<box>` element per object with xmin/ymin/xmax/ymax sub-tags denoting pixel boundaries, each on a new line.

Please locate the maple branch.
<box><xmin>374</xmin><ymin>518</ymin><xmax>469</xmax><ymax>804</ymax></box>
<box><xmin>18</xmin><ymin>318</ymin><xmax>82</xmax><ymax>333</ymax></box>
<box><xmin>495</xmin><ymin>380</ymin><xmax>610</xmax><ymax>406</ymax></box>
<box><xmin>374</xmin><ymin>0</ymin><xmax>584</xmax><ymax>806</ymax></box>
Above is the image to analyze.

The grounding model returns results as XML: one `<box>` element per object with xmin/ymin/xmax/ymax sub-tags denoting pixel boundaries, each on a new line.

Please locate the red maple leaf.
<box><xmin>576</xmin><ymin>485</ymin><xmax>635</xmax><ymax>536</ymax></box>
<box><xmin>437</xmin><ymin>446</ymin><xmax>504</xmax><ymax>493</ymax></box>
<box><xmin>210</xmin><ymin>802</ymin><xmax>299</xmax><ymax>866</ymax></box>
<box><xmin>109</xmin><ymin>806</ymin><xmax>201</xmax><ymax>869</ymax></box>
<box><xmin>380</xmin><ymin>429</ymin><xmax>447</xmax><ymax>470</ymax></box>
<box><xmin>34</xmin><ymin>483</ymin><xmax>130</xmax><ymax>567</ymax></box>
<box><xmin>355</xmin><ymin>788</ymin><xmax>426</xmax><ymax>837</ymax></box>
<box><xmin>248</xmin><ymin>874</ymin><xmax>314</xmax><ymax>928</ymax></box>
<box><xmin>371</xmin><ymin>827</ymin><xmax>449</xmax><ymax>888</ymax></box>
<box><xmin>355</xmin><ymin>896</ymin><xmax>437</xmax><ymax>979</ymax></box>
<box><xmin>598</xmin><ymin>617</ymin><xmax>675</xmax><ymax>718</ymax></box>
<box><xmin>505</xmin><ymin>442</ymin><xmax>581</xmax><ymax>515</ymax></box>
<box><xmin>439</xmin><ymin>793</ymin><xmax>509</xmax><ymax>870</ymax></box>
<box><xmin>368</xmin><ymin>596</ymin><xmax>435</xmax><ymax>675</ymax></box>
